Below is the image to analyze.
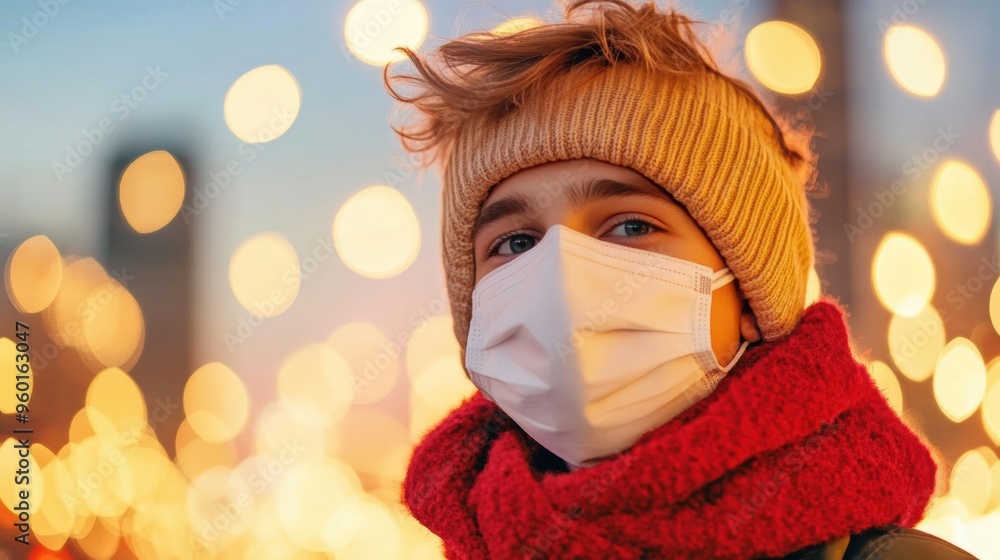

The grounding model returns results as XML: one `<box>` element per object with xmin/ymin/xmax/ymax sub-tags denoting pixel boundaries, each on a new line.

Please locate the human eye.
<box><xmin>486</xmin><ymin>231</ymin><xmax>538</xmax><ymax>258</ymax></box>
<box><xmin>603</xmin><ymin>215</ymin><xmax>659</xmax><ymax>239</ymax></box>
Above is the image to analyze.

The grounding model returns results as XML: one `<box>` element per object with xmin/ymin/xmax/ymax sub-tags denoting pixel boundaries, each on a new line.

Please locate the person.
<box><xmin>384</xmin><ymin>1</ymin><xmax>980</xmax><ymax>558</ymax></box>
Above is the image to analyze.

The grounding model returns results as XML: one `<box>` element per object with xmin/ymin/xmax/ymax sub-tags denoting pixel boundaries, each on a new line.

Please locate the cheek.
<box><xmin>636</xmin><ymin>232</ymin><xmax>726</xmax><ymax>272</ymax></box>
<box><xmin>709</xmin><ymin>285</ymin><xmax>743</xmax><ymax>361</ymax></box>
<box><xmin>669</xmin><ymin>222</ymin><xmax>728</xmax><ymax>271</ymax></box>
<box><xmin>712</xmin><ymin>286</ymin><xmax>743</xmax><ymax>332</ymax></box>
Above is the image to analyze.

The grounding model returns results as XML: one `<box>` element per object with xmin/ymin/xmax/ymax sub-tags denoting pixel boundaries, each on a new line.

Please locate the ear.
<box><xmin>740</xmin><ymin>299</ymin><xmax>762</xmax><ymax>343</ymax></box>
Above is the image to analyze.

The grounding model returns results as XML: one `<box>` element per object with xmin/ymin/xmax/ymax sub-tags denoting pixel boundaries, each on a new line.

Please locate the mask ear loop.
<box><xmin>719</xmin><ymin>339</ymin><xmax>750</xmax><ymax>373</ymax></box>
<box><xmin>708</xmin><ymin>267</ymin><xmax>749</xmax><ymax>373</ymax></box>
<box><xmin>710</xmin><ymin>267</ymin><xmax>736</xmax><ymax>291</ymax></box>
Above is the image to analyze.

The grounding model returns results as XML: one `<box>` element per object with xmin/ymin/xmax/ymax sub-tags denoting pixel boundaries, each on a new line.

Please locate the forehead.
<box><xmin>483</xmin><ymin>158</ymin><xmax>653</xmax><ymax>204</ymax></box>
<box><xmin>471</xmin><ymin>159</ymin><xmax>687</xmax><ymax>243</ymax></box>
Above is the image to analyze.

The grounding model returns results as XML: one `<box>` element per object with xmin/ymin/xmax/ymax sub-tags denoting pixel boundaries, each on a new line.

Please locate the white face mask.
<box><xmin>465</xmin><ymin>224</ymin><xmax>749</xmax><ymax>469</ymax></box>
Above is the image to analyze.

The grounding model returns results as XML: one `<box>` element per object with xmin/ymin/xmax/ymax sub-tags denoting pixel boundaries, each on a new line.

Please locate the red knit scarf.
<box><xmin>403</xmin><ymin>300</ymin><xmax>939</xmax><ymax>559</ymax></box>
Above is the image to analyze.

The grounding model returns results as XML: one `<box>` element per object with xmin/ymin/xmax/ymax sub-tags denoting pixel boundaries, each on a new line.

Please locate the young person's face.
<box><xmin>471</xmin><ymin>157</ymin><xmax>761</xmax><ymax>368</ymax></box>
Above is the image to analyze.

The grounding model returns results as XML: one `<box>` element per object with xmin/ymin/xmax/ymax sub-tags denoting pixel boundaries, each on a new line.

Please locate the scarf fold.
<box><xmin>403</xmin><ymin>300</ymin><xmax>939</xmax><ymax>559</ymax></box>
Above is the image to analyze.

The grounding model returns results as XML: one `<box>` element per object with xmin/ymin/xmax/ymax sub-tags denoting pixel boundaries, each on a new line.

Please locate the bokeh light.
<box><xmin>276</xmin><ymin>457</ymin><xmax>363</xmax><ymax>551</ymax></box>
<box><xmin>934</xmin><ymin>338</ymin><xmax>987</xmax><ymax>423</ymax></box>
<box><xmin>492</xmin><ymin>16</ymin><xmax>544</xmax><ymax>36</ymax></box>
<box><xmin>407</xmin><ymin>315</ymin><xmax>477</xmax><ymax>441</ymax></box>
<box><xmin>224</xmin><ymin>64</ymin><xmax>301</xmax><ymax>144</ymax></box>
<box><xmin>324</xmin><ymin>494</ymin><xmax>404</xmax><ymax>560</ymax></box>
<box><xmin>0</xmin><ymin>337</ymin><xmax>31</xmax><ymax>414</ymax></box>
<box><xmin>76</xmin><ymin>515</ymin><xmax>119</xmax><ymax>560</ymax></box>
<box><xmin>950</xmin><ymin>448</ymin><xmax>994</xmax><ymax>517</ymax></box>
<box><xmin>396</xmin><ymin>505</ymin><xmax>451</xmax><ymax>559</ymax></box>
<box><xmin>34</xmin><ymin>454</ymin><xmax>76</xmax><ymax>550</ymax></box>
<box><xmin>992</xmin><ymin>453</ymin><xmax>1000</xmax><ymax>510</ymax></box>
<box><xmin>246</xmin><ymin>499</ymin><xmax>296</xmax><ymax>558</ymax></box>
<box><xmin>4</xmin><ymin>234</ymin><xmax>63</xmax><ymax>314</ymax></box>
<box><xmin>118</xmin><ymin>150</ymin><xmax>186</xmax><ymax>234</ymax></box>
<box><xmin>229</xmin><ymin>232</ymin><xmax>301</xmax><ymax>318</ymax></box>
<box><xmin>983</xmin><ymin>363</ymin><xmax>1000</xmax><ymax>445</ymax></box>
<box><xmin>85</xmin><ymin>367</ymin><xmax>147</xmax><ymax>440</ymax></box>
<box><xmin>121</xmin><ymin>438</ymin><xmax>170</xmax><ymax>504</ymax></box>
<box><xmin>326</xmin><ymin>321</ymin><xmax>400</xmax><ymax>405</ymax></box>
<box><xmin>69</xmin><ymin>407</ymin><xmax>97</xmax><ymax>443</ymax></box>
<box><xmin>867</xmin><ymin>360</ymin><xmax>904</xmax><ymax>415</ymax></box>
<box><xmin>0</xmin><ymin>438</ymin><xmax>42</xmax><ymax>516</ymax></box>
<box><xmin>254</xmin><ymin>400</ymin><xmax>327</xmax><ymax>461</ymax></box>
<box><xmin>872</xmin><ymin>232</ymin><xmax>936</xmax><ymax>317</ymax></box>
<box><xmin>328</xmin><ymin>407</ymin><xmax>410</xmax><ymax>492</ymax></box>
<box><xmin>43</xmin><ymin>257</ymin><xmax>112</xmax><ymax>349</ymax></box>
<box><xmin>884</xmin><ymin>25</ymin><xmax>946</xmax><ymax>97</ymax></box>
<box><xmin>333</xmin><ymin>185</ymin><xmax>421</xmax><ymax>279</ymax></box>
<box><xmin>70</xmin><ymin>435</ymin><xmax>132</xmax><ymax>518</ymax></box>
<box><xmin>183</xmin><ymin>362</ymin><xmax>250</xmax><ymax>443</ymax></box>
<box><xmin>805</xmin><ymin>266</ymin><xmax>821</xmax><ymax>307</ymax></box>
<box><xmin>79</xmin><ymin>277</ymin><xmax>145</xmax><ymax>371</ymax></box>
<box><xmin>745</xmin><ymin>20</ymin><xmax>823</xmax><ymax>95</ymax></box>
<box><xmin>990</xmin><ymin>277</ymin><xmax>1000</xmax><ymax>337</ymax></box>
<box><xmin>930</xmin><ymin>160</ymin><xmax>991</xmax><ymax>244</ymax></box>
<box><xmin>185</xmin><ymin>466</ymin><xmax>237</xmax><ymax>546</ymax></box>
<box><xmin>888</xmin><ymin>304</ymin><xmax>946</xmax><ymax>382</ymax></box>
<box><xmin>277</xmin><ymin>343</ymin><xmax>355</xmax><ymax>428</ymax></box>
<box><xmin>175</xmin><ymin>419</ymin><xmax>238</xmax><ymax>480</ymax></box>
<box><xmin>344</xmin><ymin>0</ymin><xmax>429</xmax><ymax>66</ymax></box>
<box><xmin>914</xmin><ymin>495</ymin><xmax>969</xmax><ymax>547</ymax></box>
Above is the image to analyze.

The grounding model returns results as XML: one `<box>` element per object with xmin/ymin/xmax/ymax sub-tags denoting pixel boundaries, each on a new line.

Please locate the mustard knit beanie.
<box><xmin>440</xmin><ymin>63</ymin><xmax>815</xmax><ymax>355</ymax></box>
<box><xmin>385</xmin><ymin>1</ymin><xmax>817</xmax><ymax>364</ymax></box>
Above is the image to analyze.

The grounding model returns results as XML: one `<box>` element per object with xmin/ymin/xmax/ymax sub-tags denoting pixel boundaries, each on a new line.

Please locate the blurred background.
<box><xmin>0</xmin><ymin>0</ymin><xmax>999</xmax><ymax>558</ymax></box>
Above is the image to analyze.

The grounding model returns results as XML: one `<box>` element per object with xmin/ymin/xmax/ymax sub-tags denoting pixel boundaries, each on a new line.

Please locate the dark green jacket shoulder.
<box><xmin>782</xmin><ymin>526</ymin><xmax>980</xmax><ymax>560</ymax></box>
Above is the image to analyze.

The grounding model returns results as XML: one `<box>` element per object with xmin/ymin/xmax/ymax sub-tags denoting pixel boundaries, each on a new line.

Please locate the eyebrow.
<box><xmin>471</xmin><ymin>176</ymin><xmax>676</xmax><ymax>240</ymax></box>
